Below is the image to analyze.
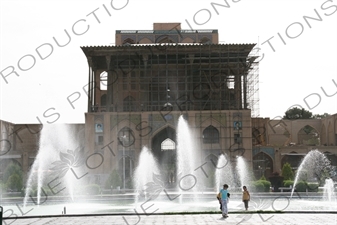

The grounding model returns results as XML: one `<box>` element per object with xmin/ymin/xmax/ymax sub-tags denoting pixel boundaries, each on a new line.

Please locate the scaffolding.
<box><xmin>246</xmin><ymin>47</ymin><xmax>260</xmax><ymax>118</ymax></box>
<box><xmin>81</xmin><ymin>43</ymin><xmax>258</xmax><ymax>114</ymax></box>
<box><xmin>81</xmin><ymin>25</ymin><xmax>261</xmax><ymax>181</ymax></box>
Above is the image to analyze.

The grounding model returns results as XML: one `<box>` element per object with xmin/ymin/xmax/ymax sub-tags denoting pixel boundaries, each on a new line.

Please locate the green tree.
<box><xmin>6</xmin><ymin>174</ymin><xmax>23</xmax><ymax>191</ymax></box>
<box><xmin>3</xmin><ymin>163</ymin><xmax>22</xmax><ymax>182</ymax></box>
<box><xmin>3</xmin><ymin>163</ymin><xmax>23</xmax><ymax>191</ymax></box>
<box><xmin>260</xmin><ymin>175</ymin><xmax>266</xmax><ymax>180</ymax></box>
<box><xmin>105</xmin><ymin>169</ymin><xmax>122</xmax><ymax>189</ymax></box>
<box><xmin>283</xmin><ymin>107</ymin><xmax>313</xmax><ymax>120</ymax></box>
<box><xmin>282</xmin><ymin>163</ymin><xmax>294</xmax><ymax>180</ymax></box>
<box><xmin>312</xmin><ymin>113</ymin><xmax>330</xmax><ymax>119</ymax></box>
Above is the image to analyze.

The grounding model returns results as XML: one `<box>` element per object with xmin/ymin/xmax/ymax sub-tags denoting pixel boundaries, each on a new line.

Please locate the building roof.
<box><xmin>81</xmin><ymin>43</ymin><xmax>257</xmax><ymax>56</ymax></box>
<box><xmin>116</xmin><ymin>29</ymin><xmax>218</xmax><ymax>34</ymax></box>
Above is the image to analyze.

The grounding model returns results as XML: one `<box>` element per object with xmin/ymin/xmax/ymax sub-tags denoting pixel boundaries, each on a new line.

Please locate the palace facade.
<box><xmin>1</xmin><ymin>23</ymin><xmax>336</xmax><ymax>189</ymax></box>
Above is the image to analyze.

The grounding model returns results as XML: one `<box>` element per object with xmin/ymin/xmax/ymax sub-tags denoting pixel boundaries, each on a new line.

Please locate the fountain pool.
<box><xmin>3</xmin><ymin>117</ymin><xmax>335</xmax><ymax>219</ymax></box>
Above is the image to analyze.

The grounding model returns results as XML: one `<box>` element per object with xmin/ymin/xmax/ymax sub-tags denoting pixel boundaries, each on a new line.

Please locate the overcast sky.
<box><xmin>1</xmin><ymin>0</ymin><xmax>336</xmax><ymax>124</ymax></box>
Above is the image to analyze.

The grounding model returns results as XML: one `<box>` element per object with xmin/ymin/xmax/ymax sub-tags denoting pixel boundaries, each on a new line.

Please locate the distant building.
<box><xmin>1</xmin><ymin>23</ymin><xmax>336</xmax><ymax>189</ymax></box>
<box><xmin>80</xmin><ymin>23</ymin><xmax>258</xmax><ymax>187</ymax></box>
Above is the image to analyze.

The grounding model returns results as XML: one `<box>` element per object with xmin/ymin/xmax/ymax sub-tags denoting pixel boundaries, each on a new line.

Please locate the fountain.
<box><xmin>3</xmin><ymin>120</ymin><xmax>337</xmax><ymax>218</ymax></box>
<box><xmin>215</xmin><ymin>154</ymin><xmax>234</xmax><ymax>191</ymax></box>
<box><xmin>236</xmin><ymin>156</ymin><xmax>252</xmax><ymax>189</ymax></box>
<box><xmin>176</xmin><ymin>115</ymin><xmax>198</xmax><ymax>192</ymax></box>
<box><xmin>291</xmin><ymin>149</ymin><xmax>332</xmax><ymax>197</ymax></box>
<box><xmin>323</xmin><ymin>178</ymin><xmax>336</xmax><ymax>203</ymax></box>
<box><xmin>133</xmin><ymin>146</ymin><xmax>160</xmax><ymax>203</ymax></box>
<box><xmin>214</xmin><ymin>155</ymin><xmax>252</xmax><ymax>191</ymax></box>
<box><xmin>23</xmin><ymin>124</ymin><xmax>85</xmax><ymax>207</ymax></box>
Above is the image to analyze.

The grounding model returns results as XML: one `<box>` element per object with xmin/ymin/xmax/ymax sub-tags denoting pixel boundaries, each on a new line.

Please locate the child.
<box><xmin>216</xmin><ymin>192</ymin><xmax>222</xmax><ymax>210</ymax></box>
<box><xmin>242</xmin><ymin>186</ymin><xmax>250</xmax><ymax>210</ymax></box>
<box><xmin>218</xmin><ymin>184</ymin><xmax>230</xmax><ymax>218</ymax></box>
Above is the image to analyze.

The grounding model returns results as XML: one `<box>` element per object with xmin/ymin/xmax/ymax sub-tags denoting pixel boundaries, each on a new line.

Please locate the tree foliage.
<box><xmin>282</xmin><ymin>163</ymin><xmax>294</xmax><ymax>180</ymax></box>
<box><xmin>105</xmin><ymin>169</ymin><xmax>122</xmax><ymax>189</ymax></box>
<box><xmin>6</xmin><ymin>174</ymin><xmax>23</xmax><ymax>191</ymax></box>
<box><xmin>312</xmin><ymin>113</ymin><xmax>330</xmax><ymax>119</ymax></box>
<box><xmin>3</xmin><ymin>163</ymin><xmax>23</xmax><ymax>191</ymax></box>
<box><xmin>283</xmin><ymin>107</ymin><xmax>313</xmax><ymax>120</ymax></box>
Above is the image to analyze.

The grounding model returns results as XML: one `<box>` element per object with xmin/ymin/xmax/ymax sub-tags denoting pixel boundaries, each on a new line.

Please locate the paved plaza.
<box><xmin>2</xmin><ymin>213</ymin><xmax>337</xmax><ymax>225</ymax></box>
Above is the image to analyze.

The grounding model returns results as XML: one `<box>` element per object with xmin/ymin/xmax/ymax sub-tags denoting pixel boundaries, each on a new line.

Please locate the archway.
<box><xmin>100</xmin><ymin>71</ymin><xmax>108</xmax><ymax>90</ymax></box>
<box><xmin>151</xmin><ymin>126</ymin><xmax>177</xmax><ymax>186</ymax></box>
<box><xmin>253</xmin><ymin>152</ymin><xmax>273</xmax><ymax>179</ymax></box>
<box><xmin>123</xmin><ymin>38</ymin><xmax>135</xmax><ymax>45</ymax></box>
<box><xmin>199</xmin><ymin>37</ymin><xmax>211</xmax><ymax>44</ymax></box>
<box><xmin>297</xmin><ymin>125</ymin><xmax>319</xmax><ymax>146</ymax></box>
<box><xmin>139</xmin><ymin>37</ymin><xmax>152</xmax><ymax>44</ymax></box>
<box><xmin>203</xmin><ymin>125</ymin><xmax>219</xmax><ymax>144</ymax></box>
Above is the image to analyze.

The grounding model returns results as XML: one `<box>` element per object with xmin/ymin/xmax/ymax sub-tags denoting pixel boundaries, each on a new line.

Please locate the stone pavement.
<box><xmin>2</xmin><ymin>213</ymin><xmax>337</xmax><ymax>225</ymax></box>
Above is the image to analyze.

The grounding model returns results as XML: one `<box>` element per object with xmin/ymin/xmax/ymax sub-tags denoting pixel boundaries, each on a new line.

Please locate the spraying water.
<box><xmin>215</xmin><ymin>154</ymin><xmax>234</xmax><ymax>191</ymax></box>
<box><xmin>176</xmin><ymin>115</ymin><xmax>197</xmax><ymax>192</ymax></box>
<box><xmin>237</xmin><ymin>156</ymin><xmax>251</xmax><ymax>188</ymax></box>
<box><xmin>133</xmin><ymin>146</ymin><xmax>160</xmax><ymax>203</ymax></box>
<box><xmin>23</xmin><ymin>124</ymin><xmax>84</xmax><ymax>206</ymax></box>
<box><xmin>323</xmin><ymin>178</ymin><xmax>336</xmax><ymax>203</ymax></box>
<box><xmin>291</xmin><ymin>150</ymin><xmax>332</xmax><ymax>197</ymax></box>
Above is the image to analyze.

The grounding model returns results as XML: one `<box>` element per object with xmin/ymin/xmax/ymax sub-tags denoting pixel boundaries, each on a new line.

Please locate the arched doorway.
<box><xmin>151</xmin><ymin>126</ymin><xmax>177</xmax><ymax>187</ymax></box>
<box><xmin>253</xmin><ymin>152</ymin><xmax>273</xmax><ymax>179</ymax></box>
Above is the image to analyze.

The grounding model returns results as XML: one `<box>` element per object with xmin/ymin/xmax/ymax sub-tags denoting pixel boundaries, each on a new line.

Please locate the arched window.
<box><xmin>139</xmin><ymin>37</ymin><xmax>152</xmax><ymax>44</ymax></box>
<box><xmin>123</xmin><ymin>38</ymin><xmax>135</xmax><ymax>45</ymax></box>
<box><xmin>199</xmin><ymin>37</ymin><xmax>211</xmax><ymax>44</ymax></box>
<box><xmin>161</xmin><ymin>138</ymin><xmax>176</xmax><ymax>151</ymax></box>
<box><xmin>100</xmin><ymin>71</ymin><xmax>108</xmax><ymax>90</ymax></box>
<box><xmin>203</xmin><ymin>125</ymin><xmax>219</xmax><ymax>143</ymax></box>
<box><xmin>298</xmin><ymin>125</ymin><xmax>319</xmax><ymax>146</ymax></box>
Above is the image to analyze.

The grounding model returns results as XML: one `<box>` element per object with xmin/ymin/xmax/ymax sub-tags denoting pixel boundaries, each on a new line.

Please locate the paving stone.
<box><xmin>3</xmin><ymin>213</ymin><xmax>337</xmax><ymax>225</ymax></box>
